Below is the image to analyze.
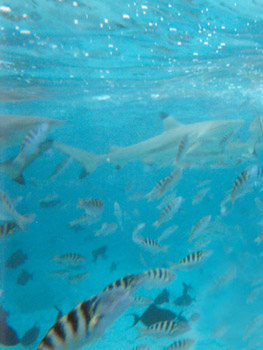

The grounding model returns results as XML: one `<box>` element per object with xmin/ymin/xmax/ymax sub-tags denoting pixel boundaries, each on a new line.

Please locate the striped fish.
<box><xmin>14</xmin><ymin>123</ymin><xmax>49</xmax><ymax>165</ymax></box>
<box><xmin>188</xmin><ymin>215</ymin><xmax>211</xmax><ymax>243</ymax></box>
<box><xmin>230</xmin><ymin>169</ymin><xmax>250</xmax><ymax>204</ymax></box>
<box><xmin>137</xmin><ymin>318</ymin><xmax>189</xmax><ymax>339</ymax></box>
<box><xmin>131</xmin><ymin>346</ymin><xmax>150</xmax><ymax>350</ymax></box>
<box><xmin>50</xmin><ymin>157</ymin><xmax>73</xmax><ymax>180</ymax></box>
<box><xmin>77</xmin><ymin>199</ymin><xmax>104</xmax><ymax>217</ymax></box>
<box><xmin>52</xmin><ymin>253</ymin><xmax>86</xmax><ymax>266</ymax></box>
<box><xmin>164</xmin><ymin>338</ymin><xmax>195</xmax><ymax>350</ymax></box>
<box><xmin>69</xmin><ymin>213</ymin><xmax>98</xmax><ymax>228</ymax></box>
<box><xmin>0</xmin><ymin>222</ymin><xmax>19</xmax><ymax>236</ymax></box>
<box><xmin>147</xmin><ymin>169</ymin><xmax>182</xmax><ymax>201</ymax></box>
<box><xmin>142</xmin><ymin>268</ymin><xmax>176</xmax><ymax>288</ymax></box>
<box><xmin>0</xmin><ymin>190</ymin><xmax>35</xmax><ymax>230</ymax></box>
<box><xmin>175</xmin><ymin>134</ymin><xmax>189</xmax><ymax>163</ymax></box>
<box><xmin>68</xmin><ymin>272</ymin><xmax>90</xmax><ymax>284</ymax></box>
<box><xmin>38</xmin><ymin>273</ymin><xmax>145</xmax><ymax>350</ymax></box>
<box><xmin>133</xmin><ymin>236</ymin><xmax>169</xmax><ymax>253</ymax></box>
<box><xmin>153</xmin><ymin>197</ymin><xmax>183</xmax><ymax>228</ymax></box>
<box><xmin>170</xmin><ymin>251</ymin><xmax>212</xmax><ymax>270</ymax></box>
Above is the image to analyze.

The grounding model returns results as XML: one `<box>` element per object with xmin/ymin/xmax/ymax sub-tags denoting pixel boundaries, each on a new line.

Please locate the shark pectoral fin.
<box><xmin>163</xmin><ymin>116</ymin><xmax>183</xmax><ymax>131</ymax></box>
<box><xmin>14</xmin><ymin>174</ymin><xmax>25</xmax><ymax>185</ymax></box>
<box><xmin>79</xmin><ymin>167</ymin><xmax>90</xmax><ymax>179</ymax></box>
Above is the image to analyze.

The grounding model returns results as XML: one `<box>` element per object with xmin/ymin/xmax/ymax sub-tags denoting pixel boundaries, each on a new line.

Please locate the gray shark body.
<box><xmin>53</xmin><ymin>116</ymin><xmax>249</xmax><ymax>174</ymax></box>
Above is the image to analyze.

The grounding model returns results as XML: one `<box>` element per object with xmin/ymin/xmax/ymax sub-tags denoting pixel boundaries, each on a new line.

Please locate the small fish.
<box><xmin>109</xmin><ymin>262</ymin><xmax>117</xmax><ymax>272</ymax></box>
<box><xmin>0</xmin><ymin>190</ymin><xmax>35</xmax><ymax>230</ymax></box>
<box><xmin>175</xmin><ymin>134</ymin><xmax>189</xmax><ymax>163</ymax></box>
<box><xmin>174</xmin><ymin>283</ymin><xmax>195</xmax><ymax>306</ymax></box>
<box><xmin>69</xmin><ymin>213</ymin><xmax>98</xmax><ymax>228</ymax></box>
<box><xmin>49</xmin><ymin>156</ymin><xmax>73</xmax><ymax>180</ymax></box>
<box><xmin>197</xmin><ymin>179</ymin><xmax>211</xmax><ymax>188</ymax></box>
<box><xmin>230</xmin><ymin>168</ymin><xmax>250</xmax><ymax>204</ymax></box>
<box><xmin>14</xmin><ymin>122</ymin><xmax>49</xmax><ymax>165</ymax></box>
<box><xmin>21</xmin><ymin>321</ymin><xmax>40</xmax><ymax>346</ymax></box>
<box><xmin>147</xmin><ymin>169</ymin><xmax>182</xmax><ymax>201</ymax></box>
<box><xmin>219</xmin><ymin>131</ymin><xmax>234</xmax><ymax>151</ymax></box>
<box><xmin>92</xmin><ymin>246</ymin><xmax>107</xmax><ymax>262</ymax></box>
<box><xmin>5</xmin><ymin>249</ymin><xmax>27</xmax><ymax>269</ymax></box>
<box><xmin>142</xmin><ymin>268</ymin><xmax>176</xmax><ymax>288</ymax></box>
<box><xmin>68</xmin><ymin>272</ymin><xmax>90</xmax><ymax>283</ymax></box>
<box><xmin>137</xmin><ymin>318</ymin><xmax>189</xmax><ymax>339</ymax></box>
<box><xmin>157</xmin><ymin>191</ymin><xmax>177</xmax><ymax>210</ymax></box>
<box><xmin>49</xmin><ymin>270</ymin><xmax>70</xmax><ymax>279</ymax></box>
<box><xmin>131</xmin><ymin>345</ymin><xmax>150</xmax><ymax>350</ymax></box>
<box><xmin>39</xmin><ymin>194</ymin><xmax>61</xmax><ymax>208</ymax></box>
<box><xmin>192</xmin><ymin>187</ymin><xmax>210</xmax><ymax>205</ymax></box>
<box><xmin>246</xmin><ymin>286</ymin><xmax>263</xmax><ymax>304</ymax></box>
<box><xmin>188</xmin><ymin>215</ymin><xmax>211</xmax><ymax>242</ymax></box>
<box><xmin>77</xmin><ymin>198</ymin><xmax>104</xmax><ymax>216</ymax></box>
<box><xmin>164</xmin><ymin>338</ymin><xmax>195</xmax><ymax>350</ymax></box>
<box><xmin>243</xmin><ymin>315</ymin><xmax>263</xmax><ymax>342</ymax></box>
<box><xmin>0</xmin><ymin>319</ymin><xmax>20</xmax><ymax>346</ymax></box>
<box><xmin>16</xmin><ymin>269</ymin><xmax>33</xmax><ymax>286</ymax></box>
<box><xmin>133</xmin><ymin>223</ymin><xmax>145</xmax><ymax>240</ymax></box>
<box><xmin>133</xmin><ymin>236</ymin><xmax>169</xmax><ymax>253</ymax></box>
<box><xmin>254</xmin><ymin>230</ymin><xmax>263</xmax><ymax>245</ymax></box>
<box><xmin>114</xmin><ymin>202</ymin><xmax>123</xmax><ymax>231</ymax></box>
<box><xmin>0</xmin><ymin>222</ymin><xmax>19</xmax><ymax>236</ymax></box>
<box><xmin>158</xmin><ymin>225</ymin><xmax>178</xmax><ymax>242</ymax></box>
<box><xmin>52</xmin><ymin>253</ymin><xmax>86</xmax><ymax>266</ymax></box>
<box><xmin>129</xmin><ymin>304</ymin><xmax>177</xmax><ymax>328</ymax></box>
<box><xmin>170</xmin><ymin>251</ymin><xmax>212</xmax><ymax>270</ymax></box>
<box><xmin>154</xmin><ymin>289</ymin><xmax>170</xmax><ymax>305</ymax></box>
<box><xmin>95</xmin><ymin>223</ymin><xmax>117</xmax><ymax>237</ymax></box>
<box><xmin>153</xmin><ymin>197</ymin><xmax>183</xmax><ymax>228</ymax></box>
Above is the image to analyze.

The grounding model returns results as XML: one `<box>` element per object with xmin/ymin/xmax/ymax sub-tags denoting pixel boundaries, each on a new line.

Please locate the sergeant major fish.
<box><xmin>147</xmin><ymin>168</ymin><xmax>182</xmax><ymax>202</ymax></box>
<box><xmin>0</xmin><ymin>190</ymin><xmax>35</xmax><ymax>230</ymax></box>
<box><xmin>170</xmin><ymin>251</ymin><xmax>212</xmax><ymax>270</ymax></box>
<box><xmin>52</xmin><ymin>253</ymin><xmax>86</xmax><ymax>266</ymax></box>
<box><xmin>137</xmin><ymin>318</ymin><xmax>190</xmax><ymax>339</ymax></box>
<box><xmin>153</xmin><ymin>197</ymin><xmax>183</xmax><ymax>228</ymax></box>
<box><xmin>188</xmin><ymin>215</ymin><xmax>211</xmax><ymax>243</ymax></box>
<box><xmin>164</xmin><ymin>338</ymin><xmax>195</xmax><ymax>350</ymax></box>
<box><xmin>37</xmin><ymin>273</ymin><xmax>145</xmax><ymax>350</ymax></box>
<box><xmin>14</xmin><ymin>123</ymin><xmax>49</xmax><ymax>166</ymax></box>
<box><xmin>133</xmin><ymin>236</ymin><xmax>169</xmax><ymax>254</ymax></box>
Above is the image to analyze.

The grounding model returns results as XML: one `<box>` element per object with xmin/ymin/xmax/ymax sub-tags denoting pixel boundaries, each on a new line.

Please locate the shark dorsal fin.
<box><xmin>162</xmin><ymin>116</ymin><xmax>183</xmax><ymax>131</ymax></box>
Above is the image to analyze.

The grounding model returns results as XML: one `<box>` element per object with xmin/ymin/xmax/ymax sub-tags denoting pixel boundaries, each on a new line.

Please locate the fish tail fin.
<box><xmin>16</xmin><ymin>213</ymin><xmax>36</xmax><ymax>230</ymax></box>
<box><xmin>128</xmin><ymin>313</ymin><xmax>140</xmax><ymax>328</ymax></box>
<box><xmin>153</xmin><ymin>220</ymin><xmax>160</xmax><ymax>229</ymax></box>
<box><xmin>0</xmin><ymin>157</ymin><xmax>26</xmax><ymax>185</ymax></box>
<box><xmin>168</xmin><ymin>261</ymin><xmax>178</xmax><ymax>271</ymax></box>
<box><xmin>161</xmin><ymin>245</ymin><xmax>169</xmax><ymax>253</ymax></box>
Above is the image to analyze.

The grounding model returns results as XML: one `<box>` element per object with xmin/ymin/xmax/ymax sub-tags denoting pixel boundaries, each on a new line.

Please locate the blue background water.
<box><xmin>1</xmin><ymin>0</ymin><xmax>263</xmax><ymax>349</ymax></box>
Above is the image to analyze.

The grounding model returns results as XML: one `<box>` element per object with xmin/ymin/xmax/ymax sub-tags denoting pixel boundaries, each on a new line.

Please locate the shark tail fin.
<box><xmin>53</xmin><ymin>141</ymin><xmax>105</xmax><ymax>174</ymax></box>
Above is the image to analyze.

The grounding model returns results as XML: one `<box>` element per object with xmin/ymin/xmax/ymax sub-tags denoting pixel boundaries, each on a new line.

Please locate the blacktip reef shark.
<box><xmin>52</xmin><ymin>115</ymin><xmax>262</xmax><ymax>176</ymax></box>
<box><xmin>0</xmin><ymin>115</ymin><xmax>63</xmax><ymax>184</ymax></box>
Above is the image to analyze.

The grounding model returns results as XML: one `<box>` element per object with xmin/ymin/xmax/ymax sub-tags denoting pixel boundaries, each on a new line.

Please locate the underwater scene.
<box><xmin>0</xmin><ymin>0</ymin><xmax>263</xmax><ymax>349</ymax></box>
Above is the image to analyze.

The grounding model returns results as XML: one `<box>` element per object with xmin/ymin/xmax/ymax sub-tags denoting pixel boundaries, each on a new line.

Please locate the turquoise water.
<box><xmin>1</xmin><ymin>1</ymin><xmax>263</xmax><ymax>349</ymax></box>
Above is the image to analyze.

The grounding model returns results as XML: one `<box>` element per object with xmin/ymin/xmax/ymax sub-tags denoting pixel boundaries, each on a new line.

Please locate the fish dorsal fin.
<box><xmin>162</xmin><ymin>117</ymin><xmax>183</xmax><ymax>131</ymax></box>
